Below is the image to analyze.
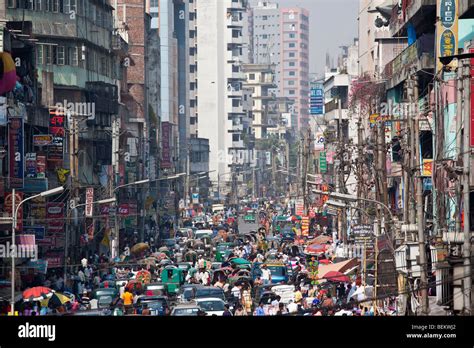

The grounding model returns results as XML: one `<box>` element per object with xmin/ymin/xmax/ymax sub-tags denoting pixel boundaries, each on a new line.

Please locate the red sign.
<box><xmin>8</xmin><ymin>117</ymin><xmax>24</xmax><ymax>189</ymax></box>
<box><xmin>48</xmin><ymin>109</ymin><xmax>65</xmax><ymax>161</ymax></box>
<box><xmin>46</xmin><ymin>202</ymin><xmax>65</xmax><ymax>236</ymax></box>
<box><xmin>5</xmin><ymin>192</ymin><xmax>23</xmax><ymax>231</ymax></box>
<box><xmin>470</xmin><ymin>49</ymin><xmax>474</xmax><ymax>147</ymax></box>
<box><xmin>36</xmin><ymin>155</ymin><xmax>46</xmax><ymax>178</ymax></box>
<box><xmin>161</xmin><ymin>122</ymin><xmax>172</xmax><ymax>169</ymax></box>
<box><xmin>119</xmin><ymin>204</ymin><xmax>130</xmax><ymax>216</ymax></box>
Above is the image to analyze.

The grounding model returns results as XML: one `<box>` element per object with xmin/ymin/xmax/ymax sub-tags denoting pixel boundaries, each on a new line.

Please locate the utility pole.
<box><xmin>413</xmin><ymin>72</ymin><xmax>429</xmax><ymax>315</ymax></box>
<box><xmin>461</xmin><ymin>59</ymin><xmax>471</xmax><ymax>315</ymax></box>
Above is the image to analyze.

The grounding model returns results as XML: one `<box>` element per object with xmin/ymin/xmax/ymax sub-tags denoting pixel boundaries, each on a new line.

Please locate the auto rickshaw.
<box><xmin>184</xmin><ymin>250</ymin><xmax>197</xmax><ymax>263</ymax></box>
<box><xmin>215</xmin><ymin>242</ymin><xmax>233</xmax><ymax>262</ymax></box>
<box><xmin>160</xmin><ymin>265</ymin><xmax>185</xmax><ymax>296</ymax></box>
<box><xmin>244</xmin><ymin>209</ymin><xmax>256</xmax><ymax>223</ymax></box>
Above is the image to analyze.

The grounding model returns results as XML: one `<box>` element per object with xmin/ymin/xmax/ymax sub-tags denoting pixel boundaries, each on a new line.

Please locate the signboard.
<box><xmin>119</xmin><ymin>204</ymin><xmax>130</xmax><ymax>216</ymax></box>
<box><xmin>471</xmin><ymin>48</ymin><xmax>474</xmax><ymax>147</ymax></box>
<box><xmin>8</xmin><ymin>117</ymin><xmax>24</xmax><ymax>189</ymax></box>
<box><xmin>192</xmin><ymin>193</ymin><xmax>199</xmax><ymax>204</ymax></box>
<box><xmin>36</xmin><ymin>156</ymin><xmax>46</xmax><ymax>179</ymax></box>
<box><xmin>46</xmin><ymin>202</ymin><xmax>65</xmax><ymax>239</ymax></box>
<box><xmin>23</xmin><ymin>226</ymin><xmax>45</xmax><ymax>240</ymax></box>
<box><xmin>314</xmin><ymin>132</ymin><xmax>325</xmax><ymax>151</ymax></box>
<box><xmin>48</xmin><ymin>109</ymin><xmax>65</xmax><ymax>161</ymax></box>
<box><xmin>33</xmin><ymin>135</ymin><xmax>53</xmax><ymax>146</ymax></box>
<box><xmin>301</xmin><ymin>216</ymin><xmax>309</xmax><ymax>236</ymax></box>
<box><xmin>437</xmin><ymin>0</ymin><xmax>459</xmax><ymax>72</ymax></box>
<box><xmin>423</xmin><ymin>178</ymin><xmax>433</xmax><ymax>191</ymax></box>
<box><xmin>25</xmin><ymin>153</ymin><xmax>37</xmax><ymax>178</ymax></box>
<box><xmin>295</xmin><ymin>199</ymin><xmax>304</xmax><ymax>216</ymax></box>
<box><xmin>85</xmin><ymin>187</ymin><xmax>94</xmax><ymax>217</ymax></box>
<box><xmin>422</xmin><ymin>159</ymin><xmax>433</xmax><ymax>177</ymax></box>
<box><xmin>310</xmin><ymin>88</ymin><xmax>324</xmax><ymax>115</ymax></box>
<box><xmin>319</xmin><ymin>152</ymin><xmax>327</xmax><ymax>173</ymax></box>
<box><xmin>161</xmin><ymin>122</ymin><xmax>172</xmax><ymax>169</ymax></box>
<box><xmin>353</xmin><ymin>224</ymin><xmax>375</xmax><ymax>247</ymax></box>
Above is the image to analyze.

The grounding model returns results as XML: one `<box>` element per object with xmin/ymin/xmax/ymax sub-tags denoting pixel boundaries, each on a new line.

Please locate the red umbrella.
<box><xmin>304</xmin><ymin>244</ymin><xmax>327</xmax><ymax>255</ymax></box>
<box><xmin>324</xmin><ymin>271</ymin><xmax>350</xmax><ymax>283</ymax></box>
<box><xmin>23</xmin><ymin>287</ymin><xmax>55</xmax><ymax>302</ymax></box>
<box><xmin>318</xmin><ymin>259</ymin><xmax>331</xmax><ymax>265</ymax></box>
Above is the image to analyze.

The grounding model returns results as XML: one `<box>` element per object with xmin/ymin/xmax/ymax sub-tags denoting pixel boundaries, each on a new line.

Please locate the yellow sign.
<box><xmin>437</xmin><ymin>0</ymin><xmax>459</xmax><ymax>72</ymax></box>
<box><xmin>422</xmin><ymin>159</ymin><xmax>434</xmax><ymax>177</ymax></box>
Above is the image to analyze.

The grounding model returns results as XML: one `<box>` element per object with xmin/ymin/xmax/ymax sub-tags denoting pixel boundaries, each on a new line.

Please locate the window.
<box><xmin>69</xmin><ymin>46</ymin><xmax>78</xmax><ymax>66</ymax></box>
<box><xmin>249</xmin><ymin>73</ymin><xmax>255</xmax><ymax>80</ymax></box>
<box><xmin>289</xmin><ymin>43</ymin><xmax>296</xmax><ymax>48</ymax></box>
<box><xmin>289</xmin><ymin>52</ymin><xmax>295</xmax><ymax>58</ymax></box>
<box><xmin>232</xmin><ymin>99</ymin><xmax>240</xmax><ymax>107</ymax></box>
<box><xmin>57</xmin><ymin>46</ymin><xmax>65</xmax><ymax>65</ymax></box>
<box><xmin>289</xmin><ymin>90</ymin><xmax>295</xmax><ymax>95</ymax></box>
<box><xmin>289</xmin><ymin>62</ymin><xmax>295</xmax><ymax>67</ymax></box>
<box><xmin>289</xmin><ymin>33</ymin><xmax>296</xmax><ymax>39</ymax></box>
<box><xmin>288</xmin><ymin>80</ymin><xmax>295</xmax><ymax>86</ymax></box>
<box><xmin>45</xmin><ymin>45</ymin><xmax>52</xmax><ymax>65</ymax></box>
<box><xmin>37</xmin><ymin>45</ymin><xmax>43</xmax><ymax>65</ymax></box>
<box><xmin>52</xmin><ymin>0</ymin><xmax>59</xmax><ymax>12</ymax></box>
<box><xmin>232</xmin><ymin>134</ymin><xmax>240</xmax><ymax>142</ymax></box>
<box><xmin>262</xmin><ymin>15</ymin><xmax>268</xmax><ymax>20</ymax></box>
<box><xmin>289</xmin><ymin>71</ymin><xmax>296</xmax><ymax>76</ymax></box>
<box><xmin>7</xmin><ymin>0</ymin><xmax>15</xmax><ymax>8</ymax></box>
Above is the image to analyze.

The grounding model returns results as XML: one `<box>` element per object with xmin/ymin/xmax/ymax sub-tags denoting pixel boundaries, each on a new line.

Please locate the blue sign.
<box><xmin>423</xmin><ymin>178</ymin><xmax>433</xmax><ymax>191</ymax></box>
<box><xmin>23</xmin><ymin>226</ymin><xmax>45</xmax><ymax>240</ymax></box>
<box><xmin>20</xmin><ymin>178</ymin><xmax>49</xmax><ymax>193</ymax></box>
<box><xmin>310</xmin><ymin>88</ymin><xmax>324</xmax><ymax>115</ymax></box>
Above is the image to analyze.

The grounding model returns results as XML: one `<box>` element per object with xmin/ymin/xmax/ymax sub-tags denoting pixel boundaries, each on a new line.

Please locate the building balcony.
<box><xmin>227</xmin><ymin>30</ymin><xmax>243</xmax><ymax>45</ymax></box>
<box><xmin>383</xmin><ymin>34</ymin><xmax>435</xmax><ymax>89</ymax></box>
<box><xmin>389</xmin><ymin>0</ymin><xmax>437</xmax><ymax>37</ymax></box>
<box><xmin>459</xmin><ymin>0</ymin><xmax>474</xmax><ymax>18</ymax></box>
<box><xmin>227</xmin><ymin>13</ymin><xmax>243</xmax><ymax>27</ymax></box>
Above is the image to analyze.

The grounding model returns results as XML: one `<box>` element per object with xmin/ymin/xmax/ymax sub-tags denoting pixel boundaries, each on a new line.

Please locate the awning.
<box><xmin>318</xmin><ymin>258</ymin><xmax>359</xmax><ymax>279</ymax></box>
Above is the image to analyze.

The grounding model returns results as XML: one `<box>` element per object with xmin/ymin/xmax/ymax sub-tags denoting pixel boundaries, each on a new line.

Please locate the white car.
<box><xmin>195</xmin><ymin>297</ymin><xmax>227</xmax><ymax>316</ymax></box>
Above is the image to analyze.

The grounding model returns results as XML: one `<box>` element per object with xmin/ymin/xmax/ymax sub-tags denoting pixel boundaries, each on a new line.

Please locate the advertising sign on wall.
<box><xmin>5</xmin><ymin>192</ymin><xmax>23</xmax><ymax>232</ymax></box>
<box><xmin>437</xmin><ymin>0</ymin><xmax>459</xmax><ymax>72</ymax></box>
<box><xmin>8</xmin><ymin>117</ymin><xmax>24</xmax><ymax>189</ymax></box>
<box><xmin>85</xmin><ymin>187</ymin><xmax>94</xmax><ymax>217</ymax></box>
<box><xmin>25</xmin><ymin>153</ymin><xmax>37</xmax><ymax>178</ymax></box>
<box><xmin>48</xmin><ymin>109</ymin><xmax>65</xmax><ymax>161</ymax></box>
<box><xmin>36</xmin><ymin>155</ymin><xmax>46</xmax><ymax>179</ymax></box>
<box><xmin>161</xmin><ymin>122</ymin><xmax>172</xmax><ymax>169</ymax></box>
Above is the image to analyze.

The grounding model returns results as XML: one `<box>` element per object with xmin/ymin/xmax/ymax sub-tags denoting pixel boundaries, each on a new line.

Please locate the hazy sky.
<box><xmin>250</xmin><ymin>0</ymin><xmax>359</xmax><ymax>77</ymax></box>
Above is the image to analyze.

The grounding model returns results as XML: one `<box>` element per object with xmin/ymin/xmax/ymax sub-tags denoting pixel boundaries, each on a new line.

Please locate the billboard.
<box><xmin>436</xmin><ymin>0</ymin><xmax>459</xmax><ymax>72</ymax></box>
<box><xmin>85</xmin><ymin>187</ymin><xmax>94</xmax><ymax>217</ymax></box>
<box><xmin>48</xmin><ymin>109</ymin><xmax>65</xmax><ymax>161</ymax></box>
<box><xmin>310</xmin><ymin>88</ymin><xmax>324</xmax><ymax>115</ymax></box>
<box><xmin>161</xmin><ymin>122</ymin><xmax>172</xmax><ymax>169</ymax></box>
<box><xmin>8</xmin><ymin>117</ymin><xmax>24</xmax><ymax>189</ymax></box>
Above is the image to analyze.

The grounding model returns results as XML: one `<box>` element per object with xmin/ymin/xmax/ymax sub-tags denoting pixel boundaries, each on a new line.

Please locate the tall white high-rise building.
<box><xmin>196</xmin><ymin>0</ymin><xmax>248</xmax><ymax>190</ymax></box>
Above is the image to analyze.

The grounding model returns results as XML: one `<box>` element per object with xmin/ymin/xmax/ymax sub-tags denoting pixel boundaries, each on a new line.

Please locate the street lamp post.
<box><xmin>10</xmin><ymin>186</ymin><xmax>64</xmax><ymax>315</ymax></box>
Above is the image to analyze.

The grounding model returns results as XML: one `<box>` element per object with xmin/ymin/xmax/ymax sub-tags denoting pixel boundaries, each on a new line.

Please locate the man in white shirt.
<box><xmin>231</xmin><ymin>285</ymin><xmax>241</xmax><ymax>300</ymax></box>
<box><xmin>260</xmin><ymin>265</ymin><xmax>271</xmax><ymax>285</ymax></box>
<box><xmin>287</xmin><ymin>300</ymin><xmax>298</xmax><ymax>313</ymax></box>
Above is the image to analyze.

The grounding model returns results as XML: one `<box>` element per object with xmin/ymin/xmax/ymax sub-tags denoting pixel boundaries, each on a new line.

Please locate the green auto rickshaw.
<box><xmin>215</xmin><ymin>242</ymin><xmax>233</xmax><ymax>262</ymax></box>
<box><xmin>160</xmin><ymin>265</ymin><xmax>185</xmax><ymax>296</ymax></box>
<box><xmin>244</xmin><ymin>209</ymin><xmax>256</xmax><ymax>223</ymax></box>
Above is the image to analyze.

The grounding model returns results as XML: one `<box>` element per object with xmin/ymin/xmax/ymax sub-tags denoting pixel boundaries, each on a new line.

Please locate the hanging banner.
<box><xmin>436</xmin><ymin>0</ymin><xmax>459</xmax><ymax>72</ymax></box>
<box><xmin>85</xmin><ymin>187</ymin><xmax>94</xmax><ymax>217</ymax></box>
<box><xmin>8</xmin><ymin>117</ymin><xmax>24</xmax><ymax>189</ymax></box>
<box><xmin>46</xmin><ymin>202</ymin><xmax>65</xmax><ymax>241</ymax></box>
